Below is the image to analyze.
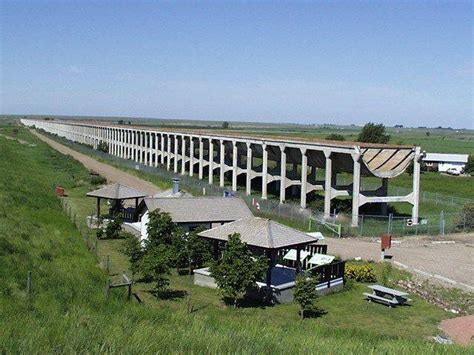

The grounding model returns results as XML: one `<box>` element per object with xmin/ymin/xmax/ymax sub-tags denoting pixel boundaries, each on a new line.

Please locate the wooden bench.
<box><xmin>363</xmin><ymin>285</ymin><xmax>411</xmax><ymax>307</ymax></box>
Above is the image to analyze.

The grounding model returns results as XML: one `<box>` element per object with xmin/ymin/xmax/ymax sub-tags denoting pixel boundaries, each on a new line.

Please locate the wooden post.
<box><xmin>106</xmin><ymin>255</ymin><xmax>110</xmax><ymax>274</ymax></box>
<box><xmin>95</xmin><ymin>238</ymin><xmax>98</xmax><ymax>256</ymax></box>
<box><xmin>105</xmin><ymin>278</ymin><xmax>111</xmax><ymax>298</ymax></box>
<box><xmin>296</xmin><ymin>247</ymin><xmax>301</xmax><ymax>275</ymax></box>
<box><xmin>27</xmin><ymin>271</ymin><xmax>32</xmax><ymax>295</ymax></box>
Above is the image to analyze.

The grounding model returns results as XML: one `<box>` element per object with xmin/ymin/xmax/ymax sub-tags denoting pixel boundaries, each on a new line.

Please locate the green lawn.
<box><xmin>0</xmin><ymin>126</ymin><xmax>470</xmax><ymax>353</ymax></box>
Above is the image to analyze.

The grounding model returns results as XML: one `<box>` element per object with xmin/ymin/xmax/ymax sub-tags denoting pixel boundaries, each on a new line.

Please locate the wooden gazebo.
<box><xmin>86</xmin><ymin>183</ymin><xmax>148</xmax><ymax>223</ymax></box>
<box><xmin>198</xmin><ymin>217</ymin><xmax>320</xmax><ymax>287</ymax></box>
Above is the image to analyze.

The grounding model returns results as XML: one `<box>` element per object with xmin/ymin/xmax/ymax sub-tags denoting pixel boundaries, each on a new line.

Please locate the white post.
<box><xmin>181</xmin><ymin>136</ymin><xmax>186</xmax><ymax>175</ymax></box>
<box><xmin>174</xmin><ymin>135</ymin><xmax>179</xmax><ymax>173</ymax></box>
<box><xmin>232</xmin><ymin>141</ymin><xmax>238</xmax><ymax>191</ymax></box>
<box><xmin>144</xmin><ymin>133</ymin><xmax>149</xmax><ymax>165</ymax></box>
<box><xmin>262</xmin><ymin>143</ymin><xmax>268</xmax><ymax>199</ymax></box>
<box><xmin>189</xmin><ymin>137</ymin><xmax>194</xmax><ymax>177</ymax></box>
<box><xmin>166</xmin><ymin>135</ymin><xmax>171</xmax><ymax>170</ymax></box>
<box><xmin>135</xmin><ymin>131</ymin><xmax>139</xmax><ymax>163</ymax></box>
<box><xmin>198</xmin><ymin>138</ymin><xmax>204</xmax><ymax>179</ymax></box>
<box><xmin>208</xmin><ymin>139</ymin><xmax>214</xmax><ymax>185</ymax></box>
<box><xmin>154</xmin><ymin>133</ymin><xmax>159</xmax><ymax>167</ymax></box>
<box><xmin>280</xmin><ymin>145</ymin><xmax>286</xmax><ymax>204</ymax></box>
<box><xmin>300</xmin><ymin>148</ymin><xmax>308</xmax><ymax>209</ymax></box>
<box><xmin>219</xmin><ymin>140</ymin><xmax>225</xmax><ymax>188</ymax></box>
<box><xmin>246</xmin><ymin>142</ymin><xmax>252</xmax><ymax>195</ymax></box>
<box><xmin>324</xmin><ymin>151</ymin><xmax>332</xmax><ymax>219</ymax></box>
<box><xmin>159</xmin><ymin>134</ymin><xmax>164</xmax><ymax>165</ymax></box>
<box><xmin>351</xmin><ymin>152</ymin><xmax>361</xmax><ymax>227</ymax></box>
<box><xmin>412</xmin><ymin>146</ymin><xmax>421</xmax><ymax>224</ymax></box>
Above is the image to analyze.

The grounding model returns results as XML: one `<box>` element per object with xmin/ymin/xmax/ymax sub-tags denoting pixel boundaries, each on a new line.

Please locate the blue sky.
<box><xmin>1</xmin><ymin>1</ymin><xmax>472</xmax><ymax>128</ymax></box>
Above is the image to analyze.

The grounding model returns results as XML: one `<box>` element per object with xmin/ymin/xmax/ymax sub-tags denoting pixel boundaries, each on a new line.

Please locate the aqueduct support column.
<box><xmin>300</xmin><ymin>148</ymin><xmax>308</xmax><ymax>209</ymax></box>
<box><xmin>189</xmin><ymin>137</ymin><xmax>194</xmax><ymax>177</ymax></box>
<box><xmin>324</xmin><ymin>151</ymin><xmax>332</xmax><ymax>219</ymax></box>
<box><xmin>262</xmin><ymin>144</ymin><xmax>268</xmax><ymax>199</ymax></box>
<box><xmin>166</xmin><ymin>134</ymin><xmax>171</xmax><ymax>170</ymax></box>
<box><xmin>246</xmin><ymin>142</ymin><xmax>252</xmax><ymax>196</ymax></box>
<box><xmin>232</xmin><ymin>141</ymin><xmax>238</xmax><ymax>191</ymax></box>
<box><xmin>181</xmin><ymin>136</ymin><xmax>187</xmax><ymax>175</ymax></box>
<box><xmin>208</xmin><ymin>139</ymin><xmax>214</xmax><ymax>185</ymax></box>
<box><xmin>219</xmin><ymin>140</ymin><xmax>225</xmax><ymax>188</ymax></box>
<box><xmin>198</xmin><ymin>138</ymin><xmax>204</xmax><ymax>179</ymax></box>
<box><xmin>159</xmin><ymin>134</ymin><xmax>164</xmax><ymax>165</ymax></box>
<box><xmin>280</xmin><ymin>145</ymin><xmax>286</xmax><ymax>204</ymax></box>
<box><xmin>174</xmin><ymin>135</ymin><xmax>179</xmax><ymax>173</ymax></box>
<box><xmin>351</xmin><ymin>152</ymin><xmax>361</xmax><ymax>227</ymax></box>
<box><xmin>412</xmin><ymin>146</ymin><xmax>421</xmax><ymax>224</ymax></box>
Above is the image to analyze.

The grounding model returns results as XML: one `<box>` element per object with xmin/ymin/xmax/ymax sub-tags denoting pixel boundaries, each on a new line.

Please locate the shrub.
<box><xmin>378</xmin><ymin>263</ymin><xmax>393</xmax><ymax>287</ymax></box>
<box><xmin>325</xmin><ymin>133</ymin><xmax>345</xmax><ymax>141</ymax></box>
<box><xmin>121</xmin><ymin>232</ymin><xmax>144</xmax><ymax>276</ymax></box>
<box><xmin>97</xmin><ymin>141</ymin><xmax>108</xmax><ymax>153</ymax></box>
<box><xmin>456</xmin><ymin>202</ymin><xmax>474</xmax><ymax>231</ymax></box>
<box><xmin>357</xmin><ymin>123</ymin><xmax>390</xmax><ymax>144</ymax></box>
<box><xmin>345</xmin><ymin>263</ymin><xmax>377</xmax><ymax>283</ymax></box>
<box><xmin>103</xmin><ymin>217</ymin><xmax>122</xmax><ymax>239</ymax></box>
<box><xmin>90</xmin><ymin>175</ymin><xmax>107</xmax><ymax>186</ymax></box>
<box><xmin>294</xmin><ymin>276</ymin><xmax>319</xmax><ymax>319</ymax></box>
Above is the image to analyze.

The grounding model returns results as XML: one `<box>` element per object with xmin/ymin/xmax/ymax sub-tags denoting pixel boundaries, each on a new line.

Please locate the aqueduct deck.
<box><xmin>21</xmin><ymin>119</ymin><xmax>422</xmax><ymax>226</ymax></box>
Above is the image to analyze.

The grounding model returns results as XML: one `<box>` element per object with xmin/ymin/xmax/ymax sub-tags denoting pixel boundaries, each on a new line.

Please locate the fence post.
<box><xmin>105</xmin><ymin>278</ymin><xmax>111</xmax><ymax>298</ymax></box>
<box><xmin>106</xmin><ymin>255</ymin><xmax>110</xmax><ymax>274</ymax></box>
<box><xmin>27</xmin><ymin>271</ymin><xmax>32</xmax><ymax>295</ymax></box>
<box><xmin>95</xmin><ymin>238</ymin><xmax>98</xmax><ymax>256</ymax></box>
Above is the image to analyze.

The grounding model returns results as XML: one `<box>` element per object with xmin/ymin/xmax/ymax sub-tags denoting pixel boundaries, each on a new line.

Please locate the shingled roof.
<box><xmin>86</xmin><ymin>183</ymin><xmax>148</xmax><ymax>200</ymax></box>
<box><xmin>198</xmin><ymin>217</ymin><xmax>319</xmax><ymax>249</ymax></box>
<box><xmin>141</xmin><ymin>197</ymin><xmax>253</xmax><ymax>223</ymax></box>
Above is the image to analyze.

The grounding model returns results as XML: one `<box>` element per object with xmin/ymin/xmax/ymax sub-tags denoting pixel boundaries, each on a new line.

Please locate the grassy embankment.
<box><xmin>0</xmin><ymin>126</ymin><xmax>470</xmax><ymax>353</ymax></box>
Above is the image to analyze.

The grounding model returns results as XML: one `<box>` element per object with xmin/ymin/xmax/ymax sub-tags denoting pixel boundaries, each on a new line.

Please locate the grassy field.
<box><xmin>0</xmin><ymin>125</ymin><xmax>471</xmax><ymax>353</ymax></box>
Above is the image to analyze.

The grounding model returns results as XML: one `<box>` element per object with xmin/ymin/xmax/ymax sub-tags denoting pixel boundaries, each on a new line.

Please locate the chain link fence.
<box><xmin>48</xmin><ymin>132</ymin><xmax>473</xmax><ymax>238</ymax></box>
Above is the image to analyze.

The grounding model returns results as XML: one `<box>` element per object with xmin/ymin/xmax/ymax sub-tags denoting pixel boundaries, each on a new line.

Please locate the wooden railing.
<box><xmin>309</xmin><ymin>261</ymin><xmax>346</xmax><ymax>288</ymax></box>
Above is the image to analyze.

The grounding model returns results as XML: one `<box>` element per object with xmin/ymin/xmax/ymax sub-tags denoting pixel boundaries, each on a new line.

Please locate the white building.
<box><xmin>422</xmin><ymin>153</ymin><xmax>468</xmax><ymax>173</ymax></box>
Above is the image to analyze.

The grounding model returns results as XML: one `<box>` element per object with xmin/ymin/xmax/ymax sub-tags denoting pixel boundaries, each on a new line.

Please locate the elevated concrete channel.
<box><xmin>21</xmin><ymin>119</ymin><xmax>422</xmax><ymax>227</ymax></box>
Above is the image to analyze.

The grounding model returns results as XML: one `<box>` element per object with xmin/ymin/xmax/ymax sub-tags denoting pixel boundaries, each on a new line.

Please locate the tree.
<box><xmin>97</xmin><ymin>141</ymin><xmax>108</xmax><ymax>153</ymax></box>
<box><xmin>186</xmin><ymin>228</ymin><xmax>213</xmax><ymax>273</ymax></box>
<box><xmin>464</xmin><ymin>154</ymin><xmax>474</xmax><ymax>174</ymax></box>
<box><xmin>139</xmin><ymin>244</ymin><xmax>172</xmax><ymax>292</ymax></box>
<box><xmin>325</xmin><ymin>133</ymin><xmax>345</xmax><ymax>141</ymax></box>
<box><xmin>222</xmin><ymin>121</ymin><xmax>230</xmax><ymax>129</ymax></box>
<box><xmin>103</xmin><ymin>216</ymin><xmax>122</xmax><ymax>239</ymax></box>
<box><xmin>357</xmin><ymin>123</ymin><xmax>390</xmax><ymax>144</ymax></box>
<box><xmin>210</xmin><ymin>233</ymin><xmax>267</xmax><ymax>307</ymax></box>
<box><xmin>293</xmin><ymin>275</ymin><xmax>319</xmax><ymax>320</ymax></box>
<box><xmin>146</xmin><ymin>209</ymin><xmax>177</xmax><ymax>248</ymax></box>
<box><xmin>122</xmin><ymin>232</ymin><xmax>144</xmax><ymax>276</ymax></box>
<box><xmin>425</xmin><ymin>131</ymin><xmax>430</xmax><ymax>137</ymax></box>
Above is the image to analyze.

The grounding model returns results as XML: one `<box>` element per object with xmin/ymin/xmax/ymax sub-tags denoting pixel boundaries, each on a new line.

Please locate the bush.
<box><xmin>294</xmin><ymin>276</ymin><xmax>319</xmax><ymax>319</ymax></box>
<box><xmin>325</xmin><ymin>133</ymin><xmax>345</xmax><ymax>141</ymax></box>
<box><xmin>357</xmin><ymin>123</ymin><xmax>390</xmax><ymax>144</ymax></box>
<box><xmin>103</xmin><ymin>217</ymin><xmax>122</xmax><ymax>239</ymax></box>
<box><xmin>97</xmin><ymin>141</ymin><xmax>108</xmax><ymax>153</ymax></box>
<box><xmin>345</xmin><ymin>263</ymin><xmax>377</xmax><ymax>283</ymax></box>
<box><xmin>456</xmin><ymin>202</ymin><xmax>474</xmax><ymax>231</ymax></box>
<box><xmin>90</xmin><ymin>175</ymin><xmax>107</xmax><ymax>186</ymax></box>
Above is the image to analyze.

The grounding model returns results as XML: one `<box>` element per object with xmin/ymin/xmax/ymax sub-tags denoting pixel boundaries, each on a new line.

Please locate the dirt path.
<box><xmin>323</xmin><ymin>235</ymin><xmax>474</xmax><ymax>292</ymax></box>
<box><xmin>31</xmin><ymin>130</ymin><xmax>161</xmax><ymax>195</ymax></box>
<box><xmin>440</xmin><ymin>315</ymin><xmax>474</xmax><ymax>345</ymax></box>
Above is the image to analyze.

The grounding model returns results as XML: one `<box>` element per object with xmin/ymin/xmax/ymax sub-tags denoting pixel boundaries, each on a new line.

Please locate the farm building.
<box><xmin>422</xmin><ymin>153</ymin><xmax>468</xmax><ymax>173</ymax></box>
<box><xmin>126</xmin><ymin>196</ymin><xmax>253</xmax><ymax>241</ymax></box>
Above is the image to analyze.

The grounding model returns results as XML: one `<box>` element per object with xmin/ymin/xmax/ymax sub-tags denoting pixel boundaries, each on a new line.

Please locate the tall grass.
<box><xmin>0</xmin><ymin>127</ymin><xmax>470</xmax><ymax>353</ymax></box>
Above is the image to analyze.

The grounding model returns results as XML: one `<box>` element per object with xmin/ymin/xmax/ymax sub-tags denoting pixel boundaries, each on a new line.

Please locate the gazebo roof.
<box><xmin>198</xmin><ymin>217</ymin><xmax>319</xmax><ymax>250</ymax></box>
<box><xmin>86</xmin><ymin>183</ymin><xmax>148</xmax><ymax>200</ymax></box>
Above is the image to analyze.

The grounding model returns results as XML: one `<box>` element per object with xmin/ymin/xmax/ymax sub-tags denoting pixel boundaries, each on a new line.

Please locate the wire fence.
<box><xmin>49</xmin><ymin>133</ymin><xmax>473</xmax><ymax>238</ymax></box>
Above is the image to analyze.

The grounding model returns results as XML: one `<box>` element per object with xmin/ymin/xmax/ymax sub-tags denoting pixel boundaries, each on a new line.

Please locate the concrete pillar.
<box><xmin>198</xmin><ymin>138</ymin><xmax>204</xmax><ymax>179</ymax></box>
<box><xmin>300</xmin><ymin>148</ymin><xmax>308</xmax><ymax>209</ymax></box>
<box><xmin>154</xmin><ymin>133</ymin><xmax>159</xmax><ymax>167</ymax></box>
<box><xmin>144</xmin><ymin>133</ymin><xmax>149</xmax><ymax>165</ymax></box>
<box><xmin>174</xmin><ymin>135</ymin><xmax>179</xmax><ymax>173</ymax></box>
<box><xmin>189</xmin><ymin>137</ymin><xmax>194</xmax><ymax>177</ymax></box>
<box><xmin>166</xmin><ymin>135</ymin><xmax>171</xmax><ymax>170</ymax></box>
<box><xmin>159</xmin><ymin>134</ymin><xmax>164</xmax><ymax>165</ymax></box>
<box><xmin>351</xmin><ymin>153</ymin><xmax>361</xmax><ymax>227</ymax></box>
<box><xmin>412</xmin><ymin>146</ymin><xmax>421</xmax><ymax>224</ymax></box>
<box><xmin>280</xmin><ymin>145</ymin><xmax>286</xmax><ymax>204</ymax></box>
<box><xmin>219</xmin><ymin>140</ymin><xmax>225</xmax><ymax>188</ymax></box>
<box><xmin>232</xmin><ymin>141</ymin><xmax>238</xmax><ymax>191</ymax></box>
<box><xmin>208</xmin><ymin>139</ymin><xmax>214</xmax><ymax>185</ymax></box>
<box><xmin>246</xmin><ymin>142</ymin><xmax>252</xmax><ymax>195</ymax></box>
<box><xmin>324</xmin><ymin>151</ymin><xmax>332</xmax><ymax>219</ymax></box>
<box><xmin>262</xmin><ymin>144</ymin><xmax>268</xmax><ymax>199</ymax></box>
<box><xmin>181</xmin><ymin>136</ymin><xmax>186</xmax><ymax>175</ymax></box>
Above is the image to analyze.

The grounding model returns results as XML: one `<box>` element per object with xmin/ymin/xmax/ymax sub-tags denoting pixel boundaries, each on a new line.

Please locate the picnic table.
<box><xmin>363</xmin><ymin>285</ymin><xmax>411</xmax><ymax>307</ymax></box>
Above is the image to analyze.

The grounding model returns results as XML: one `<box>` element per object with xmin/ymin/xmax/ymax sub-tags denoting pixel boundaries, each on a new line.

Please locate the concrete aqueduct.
<box><xmin>21</xmin><ymin>119</ymin><xmax>422</xmax><ymax>227</ymax></box>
